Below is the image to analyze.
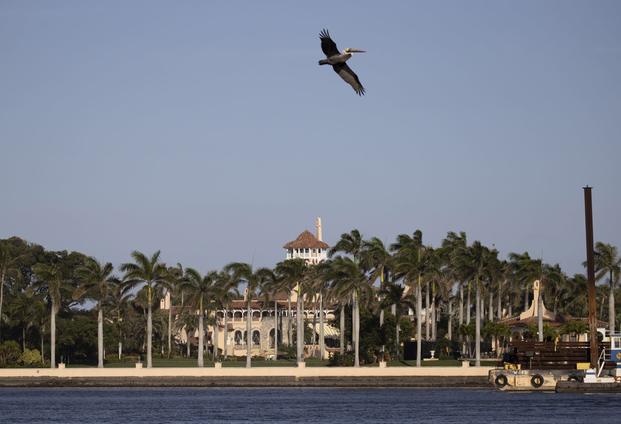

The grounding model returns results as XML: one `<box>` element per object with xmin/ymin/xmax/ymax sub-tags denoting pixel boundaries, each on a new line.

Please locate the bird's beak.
<box><xmin>350</xmin><ymin>49</ymin><xmax>366</xmax><ymax>53</ymax></box>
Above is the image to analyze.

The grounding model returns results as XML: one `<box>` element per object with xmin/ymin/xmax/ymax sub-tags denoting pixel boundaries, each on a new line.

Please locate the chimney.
<box><xmin>315</xmin><ymin>217</ymin><xmax>323</xmax><ymax>241</ymax></box>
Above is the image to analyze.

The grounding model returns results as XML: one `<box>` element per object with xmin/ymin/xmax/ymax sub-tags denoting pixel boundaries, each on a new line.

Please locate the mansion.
<box><xmin>162</xmin><ymin>217</ymin><xmax>338</xmax><ymax>359</ymax></box>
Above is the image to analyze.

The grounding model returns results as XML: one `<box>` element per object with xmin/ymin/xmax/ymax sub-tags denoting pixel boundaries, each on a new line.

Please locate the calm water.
<box><xmin>1</xmin><ymin>388</ymin><xmax>620</xmax><ymax>423</ymax></box>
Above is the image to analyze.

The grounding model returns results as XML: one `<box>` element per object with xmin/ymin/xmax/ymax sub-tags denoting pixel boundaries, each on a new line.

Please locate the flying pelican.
<box><xmin>318</xmin><ymin>29</ymin><xmax>366</xmax><ymax>96</ymax></box>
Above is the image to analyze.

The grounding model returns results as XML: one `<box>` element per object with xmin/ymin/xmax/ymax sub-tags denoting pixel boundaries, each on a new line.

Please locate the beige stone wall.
<box><xmin>0</xmin><ymin>366</ymin><xmax>492</xmax><ymax>378</ymax></box>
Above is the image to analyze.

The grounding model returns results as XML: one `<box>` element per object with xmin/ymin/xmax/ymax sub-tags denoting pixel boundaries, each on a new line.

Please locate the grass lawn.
<box><xmin>66</xmin><ymin>357</ymin><xmax>499</xmax><ymax>368</ymax></box>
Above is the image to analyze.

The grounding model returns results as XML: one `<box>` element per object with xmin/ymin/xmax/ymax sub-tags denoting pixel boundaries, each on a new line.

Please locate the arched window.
<box><xmin>252</xmin><ymin>330</ymin><xmax>260</xmax><ymax>346</ymax></box>
<box><xmin>234</xmin><ymin>330</ymin><xmax>243</xmax><ymax>345</ymax></box>
<box><xmin>269</xmin><ymin>328</ymin><xmax>275</xmax><ymax>349</ymax></box>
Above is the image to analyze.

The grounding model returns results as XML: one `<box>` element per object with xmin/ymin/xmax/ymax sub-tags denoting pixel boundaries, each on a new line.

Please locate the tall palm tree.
<box><xmin>32</xmin><ymin>262</ymin><xmax>71</xmax><ymax>368</ymax></box>
<box><xmin>391</xmin><ymin>230</ymin><xmax>428</xmax><ymax>367</ymax></box>
<box><xmin>216</xmin><ymin>271</ymin><xmax>239</xmax><ymax>360</ymax></box>
<box><xmin>181</xmin><ymin>268</ymin><xmax>218</xmax><ymax>367</ymax></box>
<box><xmin>454</xmin><ymin>241</ymin><xmax>496</xmax><ymax>367</ymax></box>
<box><xmin>109</xmin><ymin>279</ymin><xmax>131</xmax><ymax>360</ymax></box>
<box><xmin>258</xmin><ymin>270</ymin><xmax>282</xmax><ymax>360</ymax></box>
<box><xmin>360</xmin><ymin>237</ymin><xmax>393</xmax><ymax>354</ymax></box>
<box><xmin>330</xmin><ymin>229</ymin><xmax>364</xmax><ymax>356</ymax></box>
<box><xmin>120</xmin><ymin>250</ymin><xmax>168</xmax><ymax>368</ymax></box>
<box><xmin>224</xmin><ymin>262</ymin><xmax>274</xmax><ymax>368</ymax></box>
<box><xmin>163</xmin><ymin>263</ymin><xmax>184</xmax><ymax>358</ymax></box>
<box><xmin>593</xmin><ymin>242</ymin><xmax>621</xmax><ymax>333</ymax></box>
<box><xmin>441</xmin><ymin>232</ymin><xmax>468</xmax><ymax>350</ymax></box>
<box><xmin>74</xmin><ymin>258</ymin><xmax>118</xmax><ymax>368</ymax></box>
<box><xmin>274</xmin><ymin>259</ymin><xmax>307</xmax><ymax>351</ymax></box>
<box><xmin>328</xmin><ymin>256</ymin><xmax>370</xmax><ymax>367</ymax></box>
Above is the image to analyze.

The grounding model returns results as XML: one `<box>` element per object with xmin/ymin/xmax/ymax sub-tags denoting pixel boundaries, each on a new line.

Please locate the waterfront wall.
<box><xmin>0</xmin><ymin>366</ymin><xmax>493</xmax><ymax>387</ymax></box>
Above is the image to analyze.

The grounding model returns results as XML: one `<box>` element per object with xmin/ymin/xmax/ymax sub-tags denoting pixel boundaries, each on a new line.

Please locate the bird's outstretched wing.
<box><xmin>319</xmin><ymin>29</ymin><xmax>339</xmax><ymax>57</ymax></box>
<box><xmin>333</xmin><ymin>63</ymin><xmax>365</xmax><ymax>96</ymax></box>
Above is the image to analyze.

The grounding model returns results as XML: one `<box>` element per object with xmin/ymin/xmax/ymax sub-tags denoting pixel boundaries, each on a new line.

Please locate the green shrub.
<box><xmin>0</xmin><ymin>341</ymin><xmax>21</xmax><ymax>367</ymax></box>
<box><xmin>328</xmin><ymin>352</ymin><xmax>354</xmax><ymax>366</ymax></box>
<box><xmin>19</xmin><ymin>348</ymin><xmax>43</xmax><ymax>366</ymax></box>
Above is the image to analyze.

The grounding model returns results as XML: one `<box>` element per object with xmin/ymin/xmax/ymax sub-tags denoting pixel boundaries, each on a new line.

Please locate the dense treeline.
<box><xmin>0</xmin><ymin>231</ymin><xmax>618</xmax><ymax>368</ymax></box>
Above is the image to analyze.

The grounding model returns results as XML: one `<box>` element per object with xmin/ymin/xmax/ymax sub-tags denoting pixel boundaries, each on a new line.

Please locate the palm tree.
<box><xmin>32</xmin><ymin>262</ymin><xmax>70</xmax><ymax>368</ymax></box>
<box><xmin>224</xmin><ymin>263</ymin><xmax>274</xmax><ymax>368</ymax></box>
<box><xmin>74</xmin><ymin>258</ymin><xmax>118</xmax><ymax>368</ymax></box>
<box><xmin>120</xmin><ymin>250</ymin><xmax>168</xmax><ymax>368</ymax></box>
<box><xmin>216</xmin><ymin>271</ymin><xmax>239</xmax><ymax>360</ymax></box>
<box><xmin>360</xmin><ymin>237</ymin><xmax>393</xmax><ymax>354</ymax></box>
<box><xmin>162</xmin><ymin>263</ymin><xmax>185</xmax><ymax>358</ymax></box>
<box><xmin>328</xmin><ymin>256</ymin><xmax>370</xmax><ymax>367</ymax></box>
<box><xmin>274</xmin><ymin>259</ymin><xmax>307</xmax><ymax>351</ymax></box>
<box><xmin>593</xmin><ymin>242</ymin><xmax>621</xmax><ymax>333</ymax></box>
<box><xmin>181</xmin><ymin>268</ymin><xmax>218</xmax><ymax>367</ymax></box>
<box><xmin>441</xmin><ymin>232</ymin><xmax>468</xmax><ymax>350</ymax></box>
<box><xmin>109</xmin><ymin>279</ymin><xmax>131</xmax><ymax>360</ymax></box>
<box><xmin>329</xmin><ymin>229</ymin><xmax>364</xmax><ymax>358</ymax></box>
<box><xmin>454</xmin><ymin>241</ymin><xmax>496</xmax><ymax>367</ymax></box>
<box><xmin>391</xmin><ymin>230</ymin><xmax>428</xmax><ymax>367</ymax></box>
<box><xmin>258</xmin><ymin>270</ymin><xmax>282</xmax><ymax>360</ymax></box>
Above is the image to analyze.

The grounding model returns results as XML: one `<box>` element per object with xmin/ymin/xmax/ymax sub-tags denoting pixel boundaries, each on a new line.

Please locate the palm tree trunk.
<box><xmin>416</xmin><ymin>277</ymin><xmax>422</xmax><ymax>367</ymax></box>
<box><xmin>610</xmin><ymin>274</ymin><xmax>616</xmax><ymax>334</ymax></box>
<box><xmin>224</xmin><ymin>308</ymin><xmax>228</xmax><ymax>359</ymax></box>
<box><xmin>296</xmin><ymin>287</ymin><xmax>304</xmax><ymax>363</ymax></box>
<box><xmin>339</xmin><ymin>305</ymin><xmax>345</xmax><ymax>355</ymax></box>
<box><xmin>118</xmin><ymin>310</ymin><xmax>123</xmax><ymax>360</ymax></box>
<box><xmin>146</xmin><ymin>304</ymin><xmax>152</xmax><ymax>368</ymax></box>
<box><xmin>459</xmin><ymin>284</ymin><xmax>464</xmax><ymax>353</ymax></box>
<box><xmin>475</xmin><ymin>278</ymin><xmax>481</xmax><ymax>367</ymax></box>
<box><xmin>97</xmin><ymin>302</ymin><xmax>104</xmax><ymax>368</ymax></box>
<box><xmin>466</xmin><ymin>283</ymin><xmax>471</xmax><ymax>324</ymax></box>
<box><xmin>524</xmin><ymin>286</ymin><xmax>529</xmax><ymax>312</ymax></box>
<box><xmin>489</xmin><ymin>291</ymin><xmax>494</xmax><ymax>321</ymax></box>
<box><xmin>431</xmin><ymin>284</ymin><xmax>437</xmax><ymax>341</ymax></box>
<box><xmin>22</xmin><ymin>327</ymin><xmax>26</xmax><ymax>352</ymax></box>
<box><xmin>312</xmin><ymin>298</ymin><xmax>317</xmax><ymax>357</ymax></box>
<box><xmin>353</xmin><ymin>290</ymin><xmax>360</xmax><ymax>367</ymax></box>
<box><xmin>50</xmin><ymin>300</ymin><xmax>56</xmax><ymax>368</ymax></box>
<box><xmin>425</xmin><ymin>280</ymin><xmax>430</xmax><ymax>341</ymax></box>
<box><xmin>167</xmin><ymin>298</ymin><xmax>172</xmax><ymax>358</ymax></box>
<box><xmin>246</xmin><ymin>297</ymin><xmax>252</xmax><ymax>368</ymax></box>
<box><xmin>198</xmin><ymin>300</ymin><xmax>204</xmax><ymax>368</ymax></box>
<box><xmin>351</xmin><ymin>294</ymin><xmax>356</xmax><ymax>349</ymax></box>
<box><xmin>186</xmin><ymin>336</ymin><xmax>191</xmax><ymax>358</ymax></box>
<box><xmin>287</xmin><ymin>292</ymin><xmax>292</xmax><ymax>346</ymax></box>
<box><xmin>497</xmin><ymin>281</ymin><xmax>503</xmax><ymax>320</ymax></box>
<box><xmin>319</xmin><ymin>292</ymin><xmax>325</xmax><ymax>361</ymax></box>
<box><xmin>448</xmin><ymin>300</ymin><xmax>453</xmax><ymax>340</ymax></box>
<box><xmin>274</xmin><ymin>300</ymin><xmax>278</xmax><ymax>360</ymax></box>
<box><xmin>214</xmin><ymin>313</ymin><xmax>219</xmax><ymax>362</ymax></box>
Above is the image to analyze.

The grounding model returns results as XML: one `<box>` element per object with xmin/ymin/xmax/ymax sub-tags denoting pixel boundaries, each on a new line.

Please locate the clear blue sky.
<box><xmin>1</xmin><ymin>1</ymin><xmax>619</xmax><ymax>275</ymax></box>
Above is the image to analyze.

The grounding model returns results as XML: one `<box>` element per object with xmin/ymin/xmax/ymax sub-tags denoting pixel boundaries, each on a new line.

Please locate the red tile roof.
<box><xmin>283</xmin><ymin>230</ymin><xmax>329</xmax><ymax>249</ymax></box>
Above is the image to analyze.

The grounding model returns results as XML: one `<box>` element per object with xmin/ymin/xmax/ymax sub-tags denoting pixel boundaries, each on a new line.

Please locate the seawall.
<box><xmin>0</xmin><ymin>366</ymin><xmax>493</xmax><ymax>388</ymax></box>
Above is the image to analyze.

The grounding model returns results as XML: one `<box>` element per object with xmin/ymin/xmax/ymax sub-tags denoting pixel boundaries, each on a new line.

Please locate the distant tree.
<box><xmin>74</xmin><ymin>258</ymin><xmax>118</xmax><ymax>368</ymax></box>
<box><xmin>120</xmin><ymin>251</ymin><xmax>169</xmax><ymax>368</ymax></box>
